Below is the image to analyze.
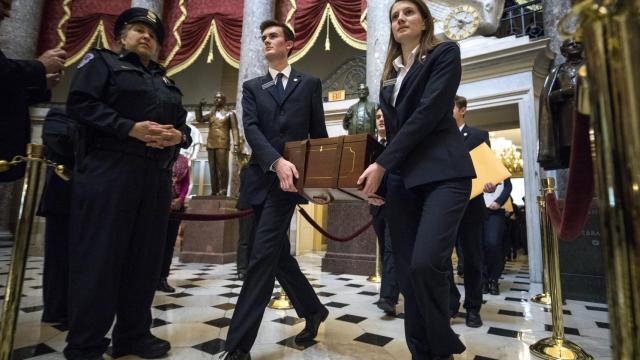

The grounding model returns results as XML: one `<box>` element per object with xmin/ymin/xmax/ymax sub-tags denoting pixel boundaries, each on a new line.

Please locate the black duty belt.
<box><xmin>92</xmin><ymin>137</ymin><xmax>175</xmax><ymax>169</ymax></box>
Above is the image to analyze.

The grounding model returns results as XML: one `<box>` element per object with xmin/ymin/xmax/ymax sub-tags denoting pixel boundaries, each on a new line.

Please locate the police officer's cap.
<box><xmin>114</xmin><ymin>7</ymin><xmax>164</xmax><ymax>43</ymax></box>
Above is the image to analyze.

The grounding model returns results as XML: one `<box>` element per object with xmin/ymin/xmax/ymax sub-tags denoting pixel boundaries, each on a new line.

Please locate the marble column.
<box><xmin>229</xmin><ymin>0</ymin><xmax>274</xmax><ymax>196</ymax></box>
<box><xmin>542</xmin><ymin>0</ymin><xmax>573</xmax><ymax>65</ymax></box>
<box><xmin>0</xmin><ymin>0</ymin><xmax>46</xmax><ymax>243</ymax></box>
<box><xmin>365</xmin><ymin>0</ymin><xmax>394</xmax><ymax>103</ymax></box>
<box><xmin>130</xmin><ymin>0</ymin><xmax>164</xmax><ymax>17</ymax></box>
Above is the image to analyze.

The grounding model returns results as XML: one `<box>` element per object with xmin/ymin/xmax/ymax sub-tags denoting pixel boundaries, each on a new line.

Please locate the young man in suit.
<box><xmin>223</xmin><ymin>20</ymin><xmax>329</xmax><ymax>360</ymax></box>
<box><xmin>448</xmin><ymin>95</ymin><xmax>496</xmax><ymax>328</ymax></box>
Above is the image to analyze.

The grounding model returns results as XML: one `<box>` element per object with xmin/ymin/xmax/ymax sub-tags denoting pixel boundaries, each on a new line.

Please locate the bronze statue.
<box><xmin>538</xmin><ymin>39</ymin><xmax>585</xmax><ymax>170</ymax></box>
<box><xmin>196</xmin><ymin>91</ymin><xmax>243</xmax><ymax>196</ymax></box>
<box><xmin>343</xmin><ymin>84</ymin><xmax>378</xmax><ymax>136</ymax></box>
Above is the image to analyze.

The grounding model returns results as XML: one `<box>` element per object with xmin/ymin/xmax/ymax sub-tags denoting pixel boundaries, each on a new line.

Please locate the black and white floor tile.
<box><xmin>0</xmin><ymin>250</ymin><xmax>612</xmax><ymax>359</ymax></box>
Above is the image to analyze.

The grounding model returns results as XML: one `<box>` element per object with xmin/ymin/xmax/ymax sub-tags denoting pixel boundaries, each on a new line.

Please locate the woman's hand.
<box><xmin>171</xmin><ymin>198</ymin><xmax>184</xmax><ymax>211</ymax></box>
<box><xmin>358</xmin><ymin>162</ymin><xmax>385</xmax><ymax>196</ymax></box>
<box><xmin>145</xmin><ymin>125</ymin><xmax>183</xmax><ymax>149</ymax></box>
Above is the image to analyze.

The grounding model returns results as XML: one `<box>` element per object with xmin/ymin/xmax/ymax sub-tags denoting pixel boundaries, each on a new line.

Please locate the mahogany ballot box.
<box><xmin>283</xmin><ymin>134</ymin><xmax>384</xmax><ymax>204</ymax></box>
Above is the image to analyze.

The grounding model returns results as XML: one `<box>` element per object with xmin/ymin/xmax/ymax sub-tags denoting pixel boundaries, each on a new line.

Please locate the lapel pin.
<box><xmin>293</xmin><ymin>78</ymin><xmax>298</xmax><ymax>82</ymax></box>
<box><xmin>420</xmin><ymin>55</ymin><xmax>427</xmax><ymax>61</ymax></box>
<box><xmin>464</xmin><ymin>132</ymin><xmax>468</xmax><ymax>137</ymax></box>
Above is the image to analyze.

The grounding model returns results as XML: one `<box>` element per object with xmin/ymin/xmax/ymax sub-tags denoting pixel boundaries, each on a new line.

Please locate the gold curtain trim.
<box><xmin>285</xmin><ymin>0</ymin><xmax>297</xmax><ymax>31</ymax></box>
<box><xmin>288</xmin><ymin>3</ymin><xmax>366</xmax><ymax>63</ymax></box>
<box><xmin>210</xmin><ymin>20</ymin><xmax>240</xmax><ymax>69</ymax></box>
<box><xmin>327</xmin><ymin>6</ymin><xmax>366</xmax><ymax>50</ymax></box>
<box><xmin>65</xmin><ymin>20</ymin><xmax>105</xmax><ymax>66</ymax></box>
<box><xmin>166</xmin><ymin>18</ymin><xmax>241</xmax><ymax>76</ymax></box>
<box><xmin>162</xmin><ymin>0</ymin><xmax>187</xmax><ymax>68</ymax></box>
<box><xmin>56</xmin><ymin>0</ymin><xmax>72</xmax><ymax>48</ymax></box>
<box><xmin>289</xmin><ymin>4</ymin><xmax>331</xmax><ymax>64</ymax></box>
<box><xmin>360</xmin><ymin>8</ymin><xmax>367</xmax><ymax>31</ymax></box>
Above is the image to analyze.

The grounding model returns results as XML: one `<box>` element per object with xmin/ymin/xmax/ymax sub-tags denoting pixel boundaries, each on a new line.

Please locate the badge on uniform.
<box><xmin>77</xmin><ymin>53</ymin><xmax>94</xmax><ymax>69</ymax></box>
<box><xmin>261</xmin><ymin>80</ymin><xmax>275</xmax><ymax>90</ymax></box>
<box><xmin>382</xmin><ymin>78</ymin><xmax>397</xmax><ymax>87</ymax></box>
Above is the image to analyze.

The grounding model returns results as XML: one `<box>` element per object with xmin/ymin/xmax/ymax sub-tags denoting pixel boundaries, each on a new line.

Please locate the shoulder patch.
<box><xmin>77</xmin><ymin>53</ymin><xmax>94</xmax><ymax>69</ymax></box>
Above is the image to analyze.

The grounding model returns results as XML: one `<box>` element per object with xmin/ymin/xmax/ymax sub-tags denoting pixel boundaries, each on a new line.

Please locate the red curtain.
<box><xmin>161</xmin><ymin>0</ymin><xmax>243</xmax><ymax>75</ymax></box>
<box><xmin>37</xmin><ymin>0</ymin><xmax>129</xmax><ymax>64</ymax></box>
<box><xmin>276</xmin><ymin>0</ymin><xmax>367</xmax><ymax>62</ymax></box>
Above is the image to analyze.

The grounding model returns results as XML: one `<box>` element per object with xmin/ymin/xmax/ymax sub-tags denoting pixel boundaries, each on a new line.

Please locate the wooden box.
<box><xmin>283</xmin><ymin>134</ymin><xmax>384</xmax><ymax>203</ymax></box>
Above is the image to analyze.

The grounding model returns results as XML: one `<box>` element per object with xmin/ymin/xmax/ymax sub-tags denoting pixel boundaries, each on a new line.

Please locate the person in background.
<box><xmin>158</xmin><ymin>154</ymin><xmax>190</xmax><ymax>293</ymax></box>
<box><xmin>36</xmin><ymin>107</ymin><xmax>75</xmax><ymax>325</ymax></box>
<box><xmin>64</xmin><ymin>8</ymin><xmax>191</xmax><ymax>359</ymax></box>
<box><xmin>358</xmin><ymin>1</ymin><xmax>475</xmax><ymax>358</ymax></box>
<box><xmin>482</xmin><ymin>177</ymin><xmax>512</xmax><ymax>295</ymax></box>
<box><xmin>370</xmin><ymin>108</ymin><xmax>400</xmax><ymax>315</ymax></box>
<box><xmin>448</xmin><ymin>95</ymin><xmax>496</xmax><ymax>328</ymax></box>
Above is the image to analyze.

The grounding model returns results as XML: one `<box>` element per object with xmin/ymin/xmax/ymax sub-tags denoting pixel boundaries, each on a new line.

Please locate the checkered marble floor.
<box><xmin>0</xmin><ymin>248</ymin><xmax>612</xmax><ymax>359</ymax></box>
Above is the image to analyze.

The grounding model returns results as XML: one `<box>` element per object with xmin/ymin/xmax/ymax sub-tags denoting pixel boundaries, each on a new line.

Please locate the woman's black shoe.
<box><xmin>157</xmin><ymin>278</ymin><xmax>175</xmax><ymax>293</ymax></box>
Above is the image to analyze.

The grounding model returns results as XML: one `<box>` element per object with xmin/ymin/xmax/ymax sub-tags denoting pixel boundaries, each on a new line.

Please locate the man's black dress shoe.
<box><xmin>112</xmin><ymin>334</ymin><xmax>171</xmax><ymax>359</ymax></box>
<box><xmin>489</xmin><ymin>280</ymin><xmax>500</xmax><ymax>295</ymax></box>
<box><xmin>466</xmin><ymin>310</ymin><xmax>483</xmax><ymax>328</ymax></box>
<box><xmin>157</xmin><ymin>278</ymin><xmax>175</xmax><ymax>293</ymax></box>
<box><xmin>295</xmin><ymin>307</ymin><xmax>329</xmax><ymax>343</ymax></box>
<box><xmin>222</xmin><ymin>349</ymin><xmax>251</xmax><ymax>360</ymax></box>
<box><xmin>376</xmin><ymin>298</ymin><xmax>396</xmax><ymax>316</ymax></box>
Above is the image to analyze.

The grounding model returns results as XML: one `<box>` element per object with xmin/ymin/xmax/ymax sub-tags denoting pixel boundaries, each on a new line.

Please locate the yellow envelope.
<box><xmin>469</xmin><ymin>143</ymin><xmax>512</xmax><ymax>199</ymax></box>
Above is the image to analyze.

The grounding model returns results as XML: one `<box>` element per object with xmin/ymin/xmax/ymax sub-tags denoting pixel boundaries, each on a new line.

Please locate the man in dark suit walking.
<box><xmin>448</xmin><ymin>95</ymin><xmax>495</xmax><ymax>328</ymax></box>
<box><xmin>223</xmin><ymin>20</ymin><xmax>329</xmax><ymax>360</ymax></box>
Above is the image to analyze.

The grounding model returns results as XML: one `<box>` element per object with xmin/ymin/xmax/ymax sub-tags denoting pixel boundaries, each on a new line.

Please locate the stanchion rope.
<box><xmin>296</xmin><ymin>205</ymin><xmax>372</xmax><ymax>242</ymax></box>
<box><xmin>544</xmin><ymin>111</ymin><xmax>595</xmax><ymax>240</ymax></box>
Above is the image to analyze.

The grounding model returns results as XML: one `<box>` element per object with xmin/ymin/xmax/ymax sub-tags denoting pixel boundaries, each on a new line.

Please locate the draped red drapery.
<box><xmin>160</xmin><ymin>0</ymin><xmax>243</xmax><ymax>75</ymax></box>
<box><xmin>36</xmin><ymin>0</ymin><xmax>368</xmax><ymax>75</ymax></box>
<box><xmin>37</xmin><ymin>0</ymin><xmax>130</xmax><ymax>65</ymax></box>
<box><xmin>276</xmin><ymin>0</ymin><xmax>367</xmax><ymax>62</ymax></box>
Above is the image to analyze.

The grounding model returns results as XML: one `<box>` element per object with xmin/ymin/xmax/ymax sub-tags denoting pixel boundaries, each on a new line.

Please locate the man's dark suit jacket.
<box><xmin>0</xmin><ymin>49</ymin><xmax>50</xmax><ymax>182</ymax></box>
<box><xmin>460</xmin><ymin>124</ymin><xmax>490</xmax><ymax>223</ymax></box>
<box><xmin>376</xmin><ymin>42</ymin><xmax>475</xmax><ymax>190</ymax></box>
<box><xmin>239</xmin><ymin>68</ymin><xmax>328</xmax><ymax>206</ymax></box>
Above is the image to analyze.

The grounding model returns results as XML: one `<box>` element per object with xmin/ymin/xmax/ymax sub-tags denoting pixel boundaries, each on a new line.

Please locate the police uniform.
<box><xmin>63</xmin><ymin>8</ymin><xmax>191</xmax><ymax>359</ymax></box>
<box><xmin>37</xmin><ymin>107</ymin><xmax>75</xmax><ymax>324</ymax></box>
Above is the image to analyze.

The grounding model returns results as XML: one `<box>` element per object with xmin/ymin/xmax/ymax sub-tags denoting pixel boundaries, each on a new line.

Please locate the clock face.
<box><xmin>444</xmin><ymin>5</ymin><xmax>481</xmax><ymax>41</ymax></box>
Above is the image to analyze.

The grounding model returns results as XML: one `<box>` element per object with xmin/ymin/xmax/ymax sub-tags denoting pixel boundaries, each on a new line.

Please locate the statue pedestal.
<box><xmin>321</xmin><ymin>202</ymin><xmax>376</xmax><ymax>276</ymax></box>
<box><xmin>180</xmin><ymin>196</ymin><xmax>239</xmax><ymax>264</ymax></box>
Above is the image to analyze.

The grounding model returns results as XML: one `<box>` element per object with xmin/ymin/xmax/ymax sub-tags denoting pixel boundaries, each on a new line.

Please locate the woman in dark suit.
<box><xmin>358</xmin><ymin>1</ymin><xmax>475</xmax><ymax>359</ymax></box>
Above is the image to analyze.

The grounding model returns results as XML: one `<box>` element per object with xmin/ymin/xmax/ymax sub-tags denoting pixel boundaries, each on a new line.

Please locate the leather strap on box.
<box><xmin>332</xmin><ymin>136</ymin><xmax>345</xmax><ymax>188</ymax></box>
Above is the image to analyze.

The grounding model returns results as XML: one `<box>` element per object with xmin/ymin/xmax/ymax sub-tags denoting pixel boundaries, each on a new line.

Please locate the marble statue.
<box><xmin>537</xmin><ymin>39</ymin><xmax>585</xmax><ymax>169</ymax></box>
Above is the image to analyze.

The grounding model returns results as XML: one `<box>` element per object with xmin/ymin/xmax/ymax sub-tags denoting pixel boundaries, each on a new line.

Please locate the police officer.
<box><xmin>37</xmin><ymin>107</ymin><xmax>74</xmax><ymax>325</ymax></box>
<box><xmin>64</xmin><ymin>8</ymin><xmax>191</xmax><ymax>360</ymax></box>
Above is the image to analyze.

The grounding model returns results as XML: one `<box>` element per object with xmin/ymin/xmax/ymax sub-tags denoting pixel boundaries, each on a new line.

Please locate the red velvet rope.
<box><xmin>297</xmin><ymin>206</ymin><xmax>372</xmax><ymax>242</ymax></box>
<box><xmin>170</xmin><ymin>208</ymin><xmax>253</xmax><ymax>221</ymax></box>
<box><xmin>544</xmin><ymin>111</ymin><xmax>595</xmax><ymax>240</ymax></box>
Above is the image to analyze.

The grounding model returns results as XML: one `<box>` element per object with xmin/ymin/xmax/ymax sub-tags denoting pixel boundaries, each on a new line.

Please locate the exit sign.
<box><xmin>328</xmin><ymin>90</ymin><xmax>346</xmax><ymax>102</ymax></box>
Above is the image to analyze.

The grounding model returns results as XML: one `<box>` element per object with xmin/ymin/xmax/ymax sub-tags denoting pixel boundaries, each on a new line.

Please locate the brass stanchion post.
<box><xmin>531</xmin><ymin>195</ymin><xmax>552</xmax><ymax>306</ymax></box>
<box><xmin>0</xmin><ymin>144</ymin><xmax>46</xmax><ymax>360</ymax></box>
<box><xmin>573</xmin><ymin>0</ymin><xmax>640</xmax><ymax>357</ymax></box>
<box><xmin>530</xmin><ymin>178</ymin><xmax>592</xmax><ymax>360</ymax></box>
<box><xmin>268</xmin><ymin>286</ymin><xmax>293</xmax><ymax>310</ymax></box>
<box><xmin>367</xmin><ymin>239</ymin><xmax>381</xmax><ymax>283</ymax></box>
